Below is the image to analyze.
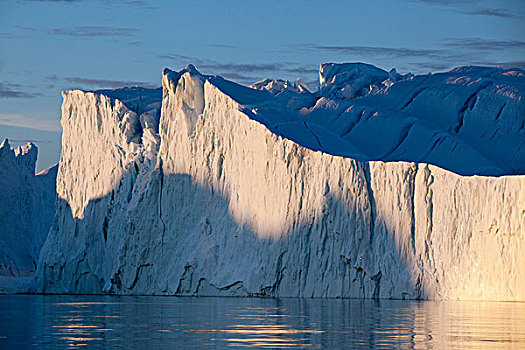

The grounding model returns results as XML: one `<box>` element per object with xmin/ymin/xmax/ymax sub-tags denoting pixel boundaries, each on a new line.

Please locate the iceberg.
<box><xmin>33</xmin><ymin>63</ymin><xmax>525</xmax><ymax>300</ymax></box>
<box><xmin>0</xmin><ymin>139</ymin><xmax>57</xmax><ymax>293</ymax></box>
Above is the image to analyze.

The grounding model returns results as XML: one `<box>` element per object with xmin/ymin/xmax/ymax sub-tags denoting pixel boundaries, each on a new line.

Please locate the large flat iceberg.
<box><xmin>36</xmin><ymin>63</ymin><xmax>525</xmax><ymax>300</ymax></box>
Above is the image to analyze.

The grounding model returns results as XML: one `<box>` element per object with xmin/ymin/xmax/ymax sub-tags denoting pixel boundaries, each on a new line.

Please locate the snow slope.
<box><xmin>37</xmin><ymin>63</ymin><xmax>525</xmax><ymax>300</ymax></box>
<box><xmin>0</xmin><ymin>139</ymin><xmax>57</xmax><ymax>292</ymax></box>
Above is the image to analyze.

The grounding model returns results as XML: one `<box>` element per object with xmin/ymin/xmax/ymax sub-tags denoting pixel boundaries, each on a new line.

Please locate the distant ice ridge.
<box><xmin>37</xmin><ymin>62</ymin><xmax>525</xmax><ymax>300</ymax></box>
<box><xmin>0</xmin><ymin>139</ymin><xmax>57</xmax><ymax>293</ymax></box>
<box><xmin>319</xmin><ymin>62</ymin><xmax>404</xmax><ymax>99</ymax></box>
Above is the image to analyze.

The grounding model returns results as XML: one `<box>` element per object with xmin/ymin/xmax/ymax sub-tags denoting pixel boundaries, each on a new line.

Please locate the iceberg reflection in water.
<box><xmin>0</xmin><ymin>295</ymin><xmax>524</xmax><ymax>349</ymax></box>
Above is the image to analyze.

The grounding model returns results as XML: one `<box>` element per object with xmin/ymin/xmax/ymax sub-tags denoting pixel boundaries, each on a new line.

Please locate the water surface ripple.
<box><xmin>1</xmin><ymin>295</ymin><xmax>524</xmax><ymax>349</ymax></box>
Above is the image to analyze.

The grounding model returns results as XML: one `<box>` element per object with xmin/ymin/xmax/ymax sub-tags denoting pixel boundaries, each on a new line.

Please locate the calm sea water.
<box><xmin>0</xmin><ymin>295</ymin><xmax>524</xmax><ymax>349</ymax></box>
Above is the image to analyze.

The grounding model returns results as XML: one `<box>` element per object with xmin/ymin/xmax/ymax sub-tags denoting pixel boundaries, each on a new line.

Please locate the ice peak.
<box><xmin>14</xmin><ymin>142</ymin><xmax>37</xmax><ymax>161</ymax></box>
<box><xmin>0</xmin><ymin>139</ymin><xmax>37</xmax><ymax>162</ymax></box>
<box><xmin>319</xmin><ymin>62</ymin><xmax>395</xmax><ymax>99</ymax></box>
<box><xmin>0</xmin><ymin>138</ymin><xmax>10</xmax><ymax>150</ymax></box>
<box><xmin>250</xmin><ymin>78</ymin><xmax>312</xmax><ymax>95</ymax></box>
<box><xmin>162</xmin><ymin>64</ymin><xmax>209</xmax><ymax>96</ymax></box>
<box><xmin>296</xmin><ymin>79</ymin><xmax>311</xmax><ymax>93</ymax></box>
<box><xmin>248</xmin><ymin>77</ymin><xmax>316</xmax><ymax>112</ymax></box>
<box><xmin>164</xmin><ymin>64</ymin><xmax>205</xmax><ymax>79</ymax></box>
<box><xmin>0</xmin><ymin>139</ymin><xmax>11</xmax><ymax>159</ymax></box>
<box><xmin>184</xmin><ymin>63</ymin><xmax>199</xmax><ymax>73</ymax></box>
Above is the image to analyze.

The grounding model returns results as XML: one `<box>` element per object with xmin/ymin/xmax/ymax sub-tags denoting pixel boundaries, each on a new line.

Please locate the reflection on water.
<box><xmin>1</xmin><ymin>295</ymin><xmax>524</xmax><ymax>349</ymax></box>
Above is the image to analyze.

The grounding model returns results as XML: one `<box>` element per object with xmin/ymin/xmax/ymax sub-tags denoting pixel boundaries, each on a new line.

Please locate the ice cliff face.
<box><xmin>37</xmin><ymin>63</ymin><xmax>525</xmax><ymax>301</ymax></box>
<box><xmin>0</xmin><ymin>140</ymin><xmax>57</xmax><ymax>280</ymax></box>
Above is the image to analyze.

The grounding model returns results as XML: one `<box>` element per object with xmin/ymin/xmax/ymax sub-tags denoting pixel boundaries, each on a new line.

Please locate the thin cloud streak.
<box><xmin>293</xmin><ymin>39</ymin><xmax>525</xmax><ymax>74</ymax></box>
<box><xmin>284</xmin><ymin>66</ymin><xmax>319</xmax><ymax>74</ymax></box>
<box><xmin>105</xmin><ymin>0</ymin><xmax>157</xmax><ymax>9</ymax></box>
<box><xmin>24</xmin><ymin>0</ymin><xmax>157</xmax><ymax>9</ymax></box>
<box><xmin>413</xmin><ymin>0</ymin><xmax>476</xmax><ymax>4</ymax></box>
<box><xmin>408</xmin><ymin>61</ymin><xmax>456</xmax><ymax>72</ymax></box>
<box><xmin>25</xmin><ymin>0</ymin><xmax>80</xmax><ymax>2</ymax></box>
<box><xmin>0</xmin><ymin>91</ymin><xmax>36</xmax><ymax>98</ymax></box>
<box><xmin>159</xmin><ymin>53</ymin><xmax>205</xmax><ymax>64</ymax></box>
<box><xmin>219</xmin><ymin>72</ymin><xmax>259</xmax><ymax>84</ymax></box>
<box><xmin>0</xmin><ymin>82</ymin><xmax>42</xmax><ymax>98</ymax></box>
<box><xmin>159</xmin><ymin>54</ymin><xmax>320</xmax><ymax>83</ymax></box>
<box><xmin>475</xmin><ymin>61</ymin><xmax>525</xmax><ymax>71</ymax></box>
<box><xmin>442</xmin><ymin>38</ymin><xmax>525</xmax><ymax>50</ymax></box>
<box><xmin>0</xmin><ymin>113</ymin><xmax>60</xmax><ymax>132</ymax></box>
<box><xmin>52</xmin><ymin>26</ymin><xmax>137</xmax><ymax>37</ymax></box>
<box><xmin>11</xmin><ymin>25</ymin><xmax>39</xmax><ymax>32</ymax></box>
<box><xmin>63</xmin><ymin>77</ymin><xmax>158</xmax><ymax>89</ymax></box>
<box><xmin>206</xmin><ymin>43</ymin><xmax>236</xmax><ymax>49</ymax></box>
<box><xmin>461</xmin><ymin>8</ymin><xmax>522</xmax><ymax>19</ymax></box>
<box><xmin>201</xmin><ymin>62</ymin><xmax>286</xmax><ymax>73</ymax></box>
<box><xmin>10</xmin><ymin>139</ymin><xmax>53</xmax><ymax>144</ymax></box>
<box><xmin>411</xmin><ymin>0</ymin><xmax>522</xmax><ymax>19</ymax></box>
<box><xmin>295</xmin><ymin>43</ymin><xmax>445</xmax><ymax>59</ymax></box>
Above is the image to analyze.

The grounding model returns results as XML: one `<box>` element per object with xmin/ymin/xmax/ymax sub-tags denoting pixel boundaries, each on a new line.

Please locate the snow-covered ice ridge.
<box><xmin>37</xmin><ymin>63</ymin><xmax>525</xmax><ymax>300</ymax></box>
<box><xmin>0</xmin><ymin>140</ymin><xmax>57</xmax><ymax>293</ymax></box>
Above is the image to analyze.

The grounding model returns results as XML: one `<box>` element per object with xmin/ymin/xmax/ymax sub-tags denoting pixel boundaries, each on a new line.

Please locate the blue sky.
<box><xmin>0</xmin><ymin>0</ymin><xmax>524</xmax><ymax>171</ymax></box>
